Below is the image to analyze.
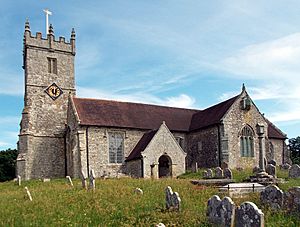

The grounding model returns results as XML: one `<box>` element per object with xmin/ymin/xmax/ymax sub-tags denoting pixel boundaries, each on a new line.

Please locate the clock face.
<box><xmin>45</xmin><ymin>83</ymin><xmax>63</xmax><ymax>100</ymax></box>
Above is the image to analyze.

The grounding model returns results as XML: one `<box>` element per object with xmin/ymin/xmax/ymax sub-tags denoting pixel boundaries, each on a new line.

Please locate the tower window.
<box><xmin>240</xmin><ymin>125</ymin><xmax>254</xmax><ymax>157</ymax></box>
<box><xmin>108</xmin><ymin>132</ymin><xmax>124</xmax><ymax>164</ymax></box>
<box><xmin>48</xmin><ymin>57</ymin><xmax>57</xmax><ymax>74</ymax></box>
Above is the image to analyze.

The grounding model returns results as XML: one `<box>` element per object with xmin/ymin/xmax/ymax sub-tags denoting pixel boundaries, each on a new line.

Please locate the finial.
<box><xmin>48</xmin><ymin>24</ymin><xmax>54</xmax><ymax>35</ymax></box>
<box><xmin>71</xmin><ymin>28</ymin><xmax>76</xmax><ymax>39</ymax></box>
<box><xmin>25</xmin><ymin>18</ymin><xmax>30</xmax><ymax>31</ymax></box>
<box><xmin>242</xmin><ymin>83</ymin><xmax>246</xmax><ymax>92</ymax></box>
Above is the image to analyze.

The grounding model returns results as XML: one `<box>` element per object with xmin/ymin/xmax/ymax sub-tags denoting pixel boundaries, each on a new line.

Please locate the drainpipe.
<box><xmin>86</xmin><ymin>126</ymin><xmax>89</xmax><ymax>177</ymax></box>
<box><xmin>217</xmin><ymin>125</ymin><xmax>222</xmax><ymax>167</ymax></box>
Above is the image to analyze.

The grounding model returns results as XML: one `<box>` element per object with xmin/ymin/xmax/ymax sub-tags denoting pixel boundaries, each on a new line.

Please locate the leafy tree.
<box><xmin>0</xmin><ymin>148</ymin><xmax>18</xmax><ymax>182</ymax></box>
<box><xmin>289</xmin><ymin>136</ymin><xmax>300</xmax><ymax>164</ymax></box>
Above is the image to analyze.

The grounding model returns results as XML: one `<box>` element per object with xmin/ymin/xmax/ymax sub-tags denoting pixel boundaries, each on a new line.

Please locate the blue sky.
<box><xmin>1</xmin><ymin>0</ymin><xmax>300</xmax><ymax>150</ymax></box>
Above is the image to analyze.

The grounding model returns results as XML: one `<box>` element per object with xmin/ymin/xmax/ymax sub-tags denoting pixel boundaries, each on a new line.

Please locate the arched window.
<box><xmin>240</xmin><ymin>126</ymin><xmax>254</xmax><ymax>157</ymax></box>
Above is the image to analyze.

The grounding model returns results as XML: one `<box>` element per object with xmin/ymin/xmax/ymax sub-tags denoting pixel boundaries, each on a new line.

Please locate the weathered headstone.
<box><xmin>207</xmin><ymin>195</ymin><xmax>235</xmax><ymax>227</ymax></box>
<box><xmin>134</xmin><ymin>187</ymin><xmax>143</xmax><ymax>195</ymax></box>
<box><xmin>42</xmin><ymin>178</ymin><xmax>50</xmax><ymax>182</ymax></box>
<box><xmin>288</xmin><ymin>164</ymin><xmax>300</xmax><ymax>178</ymax></box>
<box><xmin>195</xmin><ymin>162</ymin><xmax>198</xmax><ymax>173</ymax></box>
<box><xmin>24</xmin><ymin>186</ymin><xmax>32</xmax><ymax>201</ymax></box>
<box><xmin>66</xmin><ymin>176</ymin><xmax>73</xmax><ymax>187</ymax></box>
<box><xmin>281</xmin><ymin>163</ymin><xmax>291</xmax><ymax>170</ymax></box>
<box><xmin>89</xmin><ymin>169</ymin><xmax>96</xmax><ymax>190</ymax></box>
<box><xmin>156</xmin><ymin>223</ymin><xmax>166</xmax><ymax>227</ymax></box>
<box><xmin>207</xmin><ymin>168</ymin><xmax>213</xmax><ymax>179</ymax></box>
<box><xmin>224</xmin><ymin>168</ymin><xmax>233</xmax><ymax>179</ymax></box>
<box><xmin>235</xmin><ymin>202</ymin><xmax>264</xmax><ymax>227</ymax></box>
<box><xmin>266</xmin><ymin>164</ymin><xmax>276</xmax><ymax>177</ymax></box>
<box><xmin>268</xmin><ymin>159</ymin><xmax>276</xmax><ymax>166</ymax></box>
<box><xmin>207</xmin><ymin>195</ymin><xmax>222</xmax><ymax>224</ymax></box>
<box><xmin>81</xmin><ymin>169</ymin><xmax>88</xmax><ymax>190</ymax></box>
<box><xmin>165</xmin><ymin>186</ymin><xmax>181</xmax><ymax>211</ymax></box>
<box><xmin>283</xmin><ymin>187</ymin><xmax>300</xmax><ymax>213</ymax></box>
<box><xmin>17</xmin><ymin>175</ymin><xmax>21</xmax><ymax>186</ymax></box>
<box><xmin>203</xmin><ymin>170</ymin><xmax>208</xmax><ymax>179</ymax></box>
<box><xmin>260</xmin><ymin>185</ymin><xmax>283</xmax><ymax>210</ymax></box>
<box><xmin>215</xmin><ymin>167</ymin><xmax>224</xmax><ymax>179</ymax></box>
<box><xmin>253</xmin><ymin>166</ymin><xmax>260</xmax><ymax>174</ymax></box>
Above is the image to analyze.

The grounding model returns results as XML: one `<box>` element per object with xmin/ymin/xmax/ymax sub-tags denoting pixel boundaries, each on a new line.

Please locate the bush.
<box><xmin>0</xmin><ymin>149</ymin><xmax>18</xmax><ymax>182</ymax></box>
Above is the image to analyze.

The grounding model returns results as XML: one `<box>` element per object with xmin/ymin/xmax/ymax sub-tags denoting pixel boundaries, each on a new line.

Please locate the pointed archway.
<box><xmin>158</xmin><ymin>155</ymin><xmax>172</xmax><ymax>178</ymax></box>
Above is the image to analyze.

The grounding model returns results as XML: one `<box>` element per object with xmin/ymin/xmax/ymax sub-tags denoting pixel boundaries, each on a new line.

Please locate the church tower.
<box><xmin>17</xmin><ymin>20</ymin><xmax>76</xmax><ymax>179</ymax></box>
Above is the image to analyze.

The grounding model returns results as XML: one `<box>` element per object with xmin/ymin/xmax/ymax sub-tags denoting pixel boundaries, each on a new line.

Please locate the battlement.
<box><xmin>24</xmin><ymin>20</ymin><xmax>75</xmax><ymax>55</ymax></box>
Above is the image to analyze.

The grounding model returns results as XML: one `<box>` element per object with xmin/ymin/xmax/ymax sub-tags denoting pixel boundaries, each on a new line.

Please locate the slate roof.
<box><xmin>189</xmin><ymin>96</ymin><xmax>238</xmax><ymax>131</ymax></box>
<box><xmin>125</xmin><ymin>130</ymin><xmax>157</xmax><ymax>161</ymax></box>
<box><xmin>72</xmin><ymin>97</ymin><xmax>198</xmax><ymax>132</ymax></box>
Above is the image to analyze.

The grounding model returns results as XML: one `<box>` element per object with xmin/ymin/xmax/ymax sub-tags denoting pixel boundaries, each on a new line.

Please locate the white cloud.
<box><xmin>77</xmin><ymin>86</ymin><xmax>195</xmax><ymax>108</ymax></box>
<box><xmin>0</xmin><ymin>116</ymin><xmax>20</xmax><ymax>125</ymax></box>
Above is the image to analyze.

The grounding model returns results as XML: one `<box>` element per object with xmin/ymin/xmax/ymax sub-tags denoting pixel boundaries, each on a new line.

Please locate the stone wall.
<box><xmin>187</xmin><ymin>126</ymin><xmax>219</xmax><ymax>169</ymax></box>
<box><xmin>126</xmin><ymin>159</ymin><xmax>143</xmax><ymax>178</ymax></box>
<box><xmin>222</xmin><ymin>91</ymin><xmax>268</xmax><ymax>169</ymax></box>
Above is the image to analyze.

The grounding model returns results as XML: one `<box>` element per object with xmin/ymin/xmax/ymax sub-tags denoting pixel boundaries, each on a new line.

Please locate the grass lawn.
<box><xmin>0</xmin><ymin>169</ymin><xmax>299</xmax><ymax>226</ymax></box>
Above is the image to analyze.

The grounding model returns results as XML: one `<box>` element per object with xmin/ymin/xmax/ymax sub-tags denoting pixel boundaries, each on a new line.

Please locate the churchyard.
<box><xmin>0</xmin><ymin>168</ymin><xmax>300</xmax><ymax>226</ymax></box>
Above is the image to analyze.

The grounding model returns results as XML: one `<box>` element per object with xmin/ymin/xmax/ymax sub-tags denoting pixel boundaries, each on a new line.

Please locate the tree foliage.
<box><xmin>0</xmin><ymin>149</ymin><xmax>18</xmax><ymax>182</ymax></box>
<box><xmin>289</xmin><ymin>136</ymin><xmax>300</xmax><ymax>164</ymax></box>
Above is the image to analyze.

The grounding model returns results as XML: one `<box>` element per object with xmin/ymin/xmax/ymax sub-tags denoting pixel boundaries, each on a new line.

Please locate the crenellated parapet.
<box><xmin>23</xmin><ymin>20</ymin><xmax>76</xmax><ymax>55</ymax></box>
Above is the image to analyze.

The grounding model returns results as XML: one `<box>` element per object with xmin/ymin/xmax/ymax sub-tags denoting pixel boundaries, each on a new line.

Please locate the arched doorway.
<box><xmin>158</xmin><ymin>155</ymin><xmax>172</xmax><ymax>178</ymax></box>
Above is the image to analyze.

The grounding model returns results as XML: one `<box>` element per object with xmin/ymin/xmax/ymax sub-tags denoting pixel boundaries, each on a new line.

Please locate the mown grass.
<box><xmin>0</xmin><ymin>169</ymin><xmax>299</xmax><ymax>226</ymax></box>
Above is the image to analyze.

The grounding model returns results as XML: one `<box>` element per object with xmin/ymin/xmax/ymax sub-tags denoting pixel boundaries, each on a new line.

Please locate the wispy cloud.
<box><xmin>77</xmin><ymin>86</ymin><xmax>196</xmax><ymax>108</ymax></box>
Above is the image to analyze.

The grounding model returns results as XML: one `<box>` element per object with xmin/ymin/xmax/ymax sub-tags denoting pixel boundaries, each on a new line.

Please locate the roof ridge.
<box><xmin>72</xmin><ymin>96</ymin><xmax>200</xmax><ymax>112</ymax></box>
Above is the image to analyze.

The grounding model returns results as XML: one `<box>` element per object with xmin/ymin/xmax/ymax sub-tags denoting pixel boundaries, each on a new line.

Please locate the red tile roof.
<box><xmin>126</xmin><ymin>130</ymin><xmax>157</xmax><ymax>161</ymax></box>
<box><xmin>189</xmin><ymin>96</ymin><xmax>238</xmax><ymax>131</ymax></box>
<box><xmin>267</xmin><ymin>121</ymin><xmax>287</xmax><ymax>139</ymax></box>
<box><xmin>72</xmin><ymin>98</ymin><xmax>198</xmax><ymax>132</ymax></box>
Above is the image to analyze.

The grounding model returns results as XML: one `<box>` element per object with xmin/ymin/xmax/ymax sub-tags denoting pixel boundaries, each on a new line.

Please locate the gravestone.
<box><xmin>203</xmin><ymin>170</ymin><xmax>208</xmax><ymax>179</ymax></box>
<box><xmin>283</xmin><ymin>187</ymin><xmax>300</xmax><ymax>213</ymax></box>
<box><xmin>81</xmin><ymin>169</ymin><xmax>88</xmax><ymax>190</ymax></box>
<box><xmin>156</xmin><ymin>223</ymin><xmax>166</xmax><ymax>227</ymax></box>
<box><xmin>66</xmin><ymin>176</ymin><xmax>73</xmax><ymax>187</ymax></box>
<box><xmin>89</xmin><ymin>169</ymin><xmax>96</xmax><ymax>190</ymax></box>
<box><xmin>268</xmin><ymin>160</ymin><xmax>276</xmax><ymax>166</ymax></box>
<box><xmin>17</xmin><ymin>175</ymin><xmax>21</xmax><ymax>186</ymax></box>
<box><xmin>288</xmin><ymin>164</ymin><xmax>300</xmax><ymax>178</ymax></box>
<box><xmin>195</xmin><ymin>162</ymin><xmax>198</xmax><ymax>173</ymax></box>
<box><xmin>224</xmin><ymin>168</ymin><xmax>233</xmax><ymax>179</ymax></box>
<box><xmin>207</xmin><ymin>169</ymin><xmax>213</xmax><ymax>179</ymax></box>
<box><xmin>260</xmin><ymin>185</ymin><xmax>283</xmax><ymax>210</ymax></box>
<box><xmin>165</xmin><ymin>186</ymin><xmax>181</xmax><ymax>211</ymax></box>
<box><xmin>134</xmin><ymin>187</ymin><xmax>143</xmax><ymax>195</ymax></box>
<box><xmin>281</xmin><ymin>163</ymin><xmax>291</xmax><ymax>170</ymax></box>
<box><xmin>24</xmin><ymin>187</ymin><xmax>32</xmax><ymax>201</ymax></box>
<box><xmin>207</xmin><ymin>195</ymin><xmax>222</xmax><ymax>225</ymax></box>
<box><xmin>252</xmin><ymin>166</ymin><xmax>260</xmax><ymax>174</ymax></box>
<box><xmin>266</xmin><ymin>164</ymin><xmax>276</xmax><ymax>177</ymax></box>
<box><xmin>42</xmin><ymin>178</ymin><xmax>50</xmax><ymax>182</ymax></box>
<box><xmin>215</xmin><ymin>167</ymin><xmax>224</xmax><ymax>179</ymax></box>
<box><xmin>207</xmin><ymin>195</ymin><xmax>235</xmax><ymax>226</ymax></box>
<box><xmin>235</xmin><ymin>202</ymin><xmax>264</xmax><ymax>227</ymax></box>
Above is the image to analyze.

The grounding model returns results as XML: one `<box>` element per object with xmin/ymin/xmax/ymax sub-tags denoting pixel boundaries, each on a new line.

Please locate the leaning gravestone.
<box><xmin>235</xmin><ymin>202</ymin><xmax>264</xmax><ymax>227</ymax></box>
<box><xmin>203</xmin><ymin>170</ymin><xmax>208</xmax><ymax>179</ymax></box>
<box><xmin>288</xmin><ymin>164</ymin><xmax>300</xmax><ymax>178</ymax></box>
<box><xmin>207</xmin><ymin>169</ymin><xmax>213</xmax><ymax>179</ymax></box>
<box><xmin>260</xmin><ymin>185</ymin><xmax>283</xmax><ymax>210</ymax></box>
<box><xmin>89</xmin><ymin>169</ymin><xmax>96</xmax><ymax>190</ymax></box>
<box><xmin>24</xmin><ymin>187</ymin><xmax>32</xmax><ymax>201</ymax></box>
<box><xmin>215</xmin><ymin>167</ymin><xmax>224</xmax><ymax>179</ymax></box>
<box><xmin>165</xmin><ymin>186</ymin><xmax>181</xmax><ymax>211</ymax></box>
<box><xmin>66</xmin><ymin>176</ymin><xmax>73</xmax><ymax>187</ymax></box>
<box><xmin>224</xmin><ymin>168</ymin><xmax>233</xmax><ymax>179</ymax></box>
<box><xmin>283</xmin><ymin>187</ymin><xmax>300</xmax><ymax>213</ymax></box>
<box><xmin>207</xmin><ymin>195</ymin><xmax>235</xmax><ymax>227</ymax></box>
<box><xmin>266</xmin><ymin>164</ymin><xmax>276</xmax><ymax>177</ymax></box>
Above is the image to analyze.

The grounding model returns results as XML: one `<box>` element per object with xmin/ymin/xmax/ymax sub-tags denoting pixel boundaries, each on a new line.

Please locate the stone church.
<box><xmin>17</xmin><ymin>21</ymin><xmax>289</xmax><ymax>180</ymax></box>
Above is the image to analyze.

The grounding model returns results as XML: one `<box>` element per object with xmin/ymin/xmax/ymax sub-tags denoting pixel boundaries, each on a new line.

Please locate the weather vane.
<box><xmin>43</xmin><ymin>8</ymin><xmax>52</xmax><ymax>35</ymax></box>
